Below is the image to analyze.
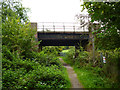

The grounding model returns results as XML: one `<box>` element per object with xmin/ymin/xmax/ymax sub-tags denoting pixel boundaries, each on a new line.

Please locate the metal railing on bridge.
<box><xmin>37</xmin><ymin>22</ymin><xmax>89</xmax><ymax>33</ymax></box>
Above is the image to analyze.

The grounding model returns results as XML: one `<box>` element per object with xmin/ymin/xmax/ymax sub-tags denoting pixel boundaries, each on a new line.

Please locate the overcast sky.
<box><xmin>22</xmin><ymin>0</ymin><xmax>88</xmax><ymax>23</ymax></box>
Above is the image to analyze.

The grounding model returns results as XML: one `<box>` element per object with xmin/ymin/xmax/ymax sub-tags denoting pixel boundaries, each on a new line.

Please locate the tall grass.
<box><xmin>61</xmin><ymin>47</ymin><xmax>120</xmax><ymax>88</ymax></box>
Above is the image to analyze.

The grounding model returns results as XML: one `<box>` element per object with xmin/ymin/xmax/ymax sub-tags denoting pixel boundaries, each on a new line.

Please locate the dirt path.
<box><xmin>59</xmin><ymin>58</ymin><xmax>83</xmax><ymax>88</ymax></box>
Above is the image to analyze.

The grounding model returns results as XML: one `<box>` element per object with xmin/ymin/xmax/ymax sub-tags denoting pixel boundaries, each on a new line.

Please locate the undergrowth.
<box><xmin>2</xmin><ymin>48</ymin><xmax>71</xmax><ymax>89</ymax></box>
<box><xmin>2</xmin><ymin>14</ymin><xmax>71</xmax><ymax>89</ymax></box>
<box><xmin>61</xmin><ymin>47</ymin><xmax>120</xmax><ymax>88</ymax></box>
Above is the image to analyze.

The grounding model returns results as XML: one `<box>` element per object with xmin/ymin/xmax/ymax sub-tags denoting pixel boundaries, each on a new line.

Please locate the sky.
<box><xmin>22</xmin><ymin>0</ymin><xmax>88</xmax><ymax>23</ymax></box>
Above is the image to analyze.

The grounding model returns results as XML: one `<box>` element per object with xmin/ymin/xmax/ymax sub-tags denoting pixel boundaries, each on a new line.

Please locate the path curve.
<box><xmin>59</xmin><ymin>58</ymin><xmax>83</xmax><ymax>88</ymax></box>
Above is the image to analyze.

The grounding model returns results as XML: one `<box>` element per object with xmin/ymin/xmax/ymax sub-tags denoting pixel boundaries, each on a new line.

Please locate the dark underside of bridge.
<box><xmin>38</xmin><ymin>32</ymin><xmax>89</xmax><ymax>47</ymax></box>
<box><xmin>39</xmin><ymin>40</ymin><xmax>88</xmax><ymax>46</ymax></box>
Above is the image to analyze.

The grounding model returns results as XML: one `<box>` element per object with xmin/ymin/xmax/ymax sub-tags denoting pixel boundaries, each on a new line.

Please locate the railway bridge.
<box><xmin>31</xmin><ymin>22</ymin><xmax>91</xmax><ymax>52</ymax></box>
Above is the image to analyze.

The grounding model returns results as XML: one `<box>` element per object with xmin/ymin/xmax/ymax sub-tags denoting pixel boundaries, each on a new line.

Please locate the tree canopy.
<box><xmin>2</xmin><ymin>0</ymin><xmax>29</xmax><ymax>23</ymax></box>
<box><xmin>2</xmin><ymin>0</ymin><xmax>37</xmax><ymax>59</ymax></box>
<box><xmin>81</xmin><ymin>2</ymin><xmax>120</xmax><ymax>50</ymax></box>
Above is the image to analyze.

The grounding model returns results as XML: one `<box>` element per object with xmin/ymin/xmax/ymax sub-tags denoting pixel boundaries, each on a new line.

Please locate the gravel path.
<box><xmin>59</xmin><ymin>58</ymin><xmax>84</xmax><ymax>88</ymax></box>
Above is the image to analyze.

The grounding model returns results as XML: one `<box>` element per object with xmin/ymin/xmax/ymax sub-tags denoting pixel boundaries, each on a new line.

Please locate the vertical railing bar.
<box><xmin>53</xmin><ymin>22</ymin><xmax>55</xmax><ymax>32</ymax></box>
<box><xmin>63</xmin><ymin>23</ymin><xmax>65</xmax><ymax>33</ymax></box>
<box><xmin>74</xmin><ymin>27</ymin><xmax>76</xmax><ymax>32</ymax></box>
<box><xmin>53</xmin><ymin>22</ymin><xmax>54</xmax><ymax>32</ymax></box>
<box><xmin>64</xmin><ymin>25</ymin><xmax>65</xmax><ymax>33</ymax></box>
<box><xmin>43</xmin><ymin>22</ymin><xmax>44</xmax><ymax>33</ymax></box>
<box><xmin>73</xmin><ymin>25</ymin><xmax>75</xmax><ymax>33</ymax></box>
<box><xmin>54</xmin><ymin>25</ymin><xmax>55</xmax><ymax>32</ymax></box>
<box><xmin>38</xmin><ymin>22</ymin><xmax>87</xmax><ymax>33</ymax></box>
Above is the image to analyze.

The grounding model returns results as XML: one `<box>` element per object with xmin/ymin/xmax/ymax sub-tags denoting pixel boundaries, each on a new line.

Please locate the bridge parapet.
<box><xmin>37</xmin><ymin>22</ymin><xmax>89</xmax><ymax>33</ymax></box>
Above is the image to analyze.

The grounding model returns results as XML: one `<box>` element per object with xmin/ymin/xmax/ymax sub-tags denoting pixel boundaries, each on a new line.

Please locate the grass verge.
<box><xmin>73</xmin><ymin>67</ymin><xmax>112</xmax><ymax>88</ymax></box>
<box><xmin>61</xmin><ymin>56</ymin><xmax>112</xmax><ymax>88</ymax></box>
<box><xmin>62</xmin><ymin>67</ymin><xmax>72</xmax><ymax>88</ymax></box>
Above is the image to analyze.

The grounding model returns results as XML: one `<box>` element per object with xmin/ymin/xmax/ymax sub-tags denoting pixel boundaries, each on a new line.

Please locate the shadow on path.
<box><xmin>59</xmin><ymin>58</ymin><xmax>84</xmax><ymax>88</ymax></box>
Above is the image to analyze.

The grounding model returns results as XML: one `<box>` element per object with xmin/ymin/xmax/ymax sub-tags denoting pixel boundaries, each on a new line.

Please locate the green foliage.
<box><xmin>2</xmin><ymin>0</ymin><xmax>29</xmax><ymax>22</ymax></box>
<box><xmin>63</xmin><ymin>47</ymin><xmax>90</xmax><ymax>67</ymax></box>
<box><xmin>2</xmin><ymin>17</ymin><xmax>70</xmax><ymax>88</ymax></box>
<box><xmin>2</xmin><ymin>50</ymin><xmax>71</xmax><ymax>89</ymax></box>
<box><xmin>2</xmin><ymin>64</ymin><xmax>70</xmax><ymax>89</ymax></box>
<box><xmin>102</xmin><ymin>49</ymin><xmax>120</xmax><ymax>86</ymax></box>
<box><xmin>42</xmin><ymin>46</ymin><xmax>64</xmax><ymax>56</ymax></box>
<box><xmin>74</xmin><ymin>67</ymin><xmax>112</xmax><ymax>88</ymax></box>
<box><xmin>2</xmin><ymin>16</ymin><xmax>37</xmax><ymax>59</ymax></box>
<box><xmin>2</xmin><ymin>0</ymin><xmax>34</xmax><ymax>59</ymax></box>
<box><xmin>63</xmin><ymin>47</ymin><xmax>75</xmax><ymax>64</ymax></box>
<box><xmin>82</xmin><ymin>2</ymin><xmax>120</xmax><ymax>30</ymax></box>
<box><xmin>62</xmin><ymin>47</ymin><xmax>120</xmax><ymax>88</ymax></box>
<box><xmin>2</xmin><ymin>0</ymin><xmax>71</xmax><ymax>89</ymax></box>
<box><xmin>31</xmin><ymin>51</ymin><xmax>62</xmax><ymax>67</ymax></box>
<box><xmin>82</xmin><ymin>2</ymin><xmax>120</xmax><ymax>49</ymax></box>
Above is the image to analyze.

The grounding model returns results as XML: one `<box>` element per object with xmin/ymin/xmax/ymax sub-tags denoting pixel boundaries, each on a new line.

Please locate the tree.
<box><xmin>2</xmin><ymin>0</ymin><xmax>29</xmax><ymax>23</ymax></box>
<box><xmin>81</xmin><ymin>2</ymin><xmax>120</xmax><ymax>50</ymax></box>
<box><xmin>2</xmin><ymin>17</ymin><xmax>37</xmax><ymax>59</ymax></box>
<box><xmin>2</xmin><ymin>0</ymin><xmax>37</xmax><ymax>59</ymax></box>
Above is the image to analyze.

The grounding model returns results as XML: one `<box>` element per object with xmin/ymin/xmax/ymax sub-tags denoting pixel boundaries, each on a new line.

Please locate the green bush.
<box><xmin>2</xmin><ymin>16</ymin><xmax>37</xmax><ymax>59</ymax></box>
<box><xmin>2</xmin><ymin>1</ymin><xmax>71</xmax><ymax>89</ymax></box>
<box><xmin>2</xmin><ymin>59</ymin><xmax>70</xmax><ymax>89</ymax></box>
<box><xmin>2</xmin><ymin>48</ymin><xmax>70</xmax><ymax>89</ymax></box>
<box><xmin>63</xmin><ymin>47</ymin><xmax>120</xmax><ymax>88</ymax></box>
<box><xmin>101</xmin><ymin>49</ymin><xmax>120</xmax><ymax>87</ymax></box>
<box><xmin>42</xmin><ymin>46</ymin><xmax>64</xmax><ymax>56</ymax></box>
<box><xmin>32</xmin><ymin>51</ymin><xmax>62</xmax><ymax>67</ymax></box>
<box><xmin>64</xmin><ymin>47</ymin><xmax>89</xmax><ymax>67</ymax></box>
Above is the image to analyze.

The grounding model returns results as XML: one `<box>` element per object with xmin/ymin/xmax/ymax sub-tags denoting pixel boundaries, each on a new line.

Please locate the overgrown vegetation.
<box><xmin>2</xmin><ymin>0</ymin><xmax>71</xmax><ymax>89</ymax></box>
<box><xmin>2</xmin><ymin>52</ymin><xmax>71</xmax><ymax>89</ymax></box>
<box><xmin>2</xmin><ymin>0</ymin><xmax>120</xmax><ymax>89</ymax></box>
<box><xmin>60</xmin><ymin>1</ymin><xmax>120</xmax><ymax>88</ymax></box>
<box><xmin>42</xmin><ymin>46</ymin><xmax>64</xmax><ymax>56</ymax></box>
<box><xmin>62</xmin><ymin>47</ymin><xmax>120</xmax><ymax>88</ymax></box>
<box><xmin>82</xmin><ymin>2</ymin><xmax>120</xmax><ymax>50</ymax></box>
